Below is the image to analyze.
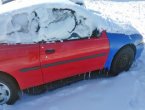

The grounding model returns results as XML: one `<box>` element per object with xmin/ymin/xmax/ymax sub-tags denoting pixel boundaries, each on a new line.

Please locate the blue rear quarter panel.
<box><xmin>105</xmin><ymin>32</ymin><xmax>144</xmax><ymax>70</ymax></box>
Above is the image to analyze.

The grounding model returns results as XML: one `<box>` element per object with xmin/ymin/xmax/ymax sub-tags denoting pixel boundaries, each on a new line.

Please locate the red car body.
<box><xmin>0</xmin><ymin>31</ymin><xmax>109</xmax><ymax>90</ymax></box>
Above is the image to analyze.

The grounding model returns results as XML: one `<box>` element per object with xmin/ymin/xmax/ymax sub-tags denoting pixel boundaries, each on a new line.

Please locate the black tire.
<box><xmin>110</xmin><ymin>46</ymin><xmax>135</xmax><ymax>76</ymax></box>
<box><xmin>0</xmin><ymin>74</ymin><xmax>19</xmax><ymax>105</ymax></box>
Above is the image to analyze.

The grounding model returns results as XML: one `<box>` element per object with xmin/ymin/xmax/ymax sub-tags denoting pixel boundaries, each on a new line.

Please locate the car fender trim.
<box><xmin>20</xmin><ymin>66</ymin><xmax>41</xmax><ymax>73</ymax></box>
<box><xmin>42</xmin><ymin>53</ymin><xmax>107</xmax><ymax>68</ymax></box>
<box><xmin>20</xmin><ymin>53</ymin><xmax>107</xmax><ymax>72</ymax></box>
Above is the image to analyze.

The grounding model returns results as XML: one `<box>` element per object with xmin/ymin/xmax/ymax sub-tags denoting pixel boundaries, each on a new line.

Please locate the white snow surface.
<box><xmin>0</xmin><ymin>0</ymin><xmax>145</xmax><ymax>110</ymax></box>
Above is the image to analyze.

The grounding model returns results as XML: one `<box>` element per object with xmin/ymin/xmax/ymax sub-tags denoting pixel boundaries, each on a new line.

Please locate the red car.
<box><xmin>0</xmin><ymin>0</ymin><xmax>144</xmax><ymax>105</ymax></box>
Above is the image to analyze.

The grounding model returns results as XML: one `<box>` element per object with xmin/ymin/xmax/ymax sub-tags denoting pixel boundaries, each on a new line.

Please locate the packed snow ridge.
<box><xmin>0</xmin><ymin>0</ymin><xmax>140</xmax><ymax>44</ymax></box>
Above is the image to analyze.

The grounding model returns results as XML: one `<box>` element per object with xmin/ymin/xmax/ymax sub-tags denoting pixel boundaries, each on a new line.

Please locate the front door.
<box><xmin>40</xmin><ymin>31</ymin><xmax>109</xmax><ymax>83</ymax></box>
<box><xmin>30</xmin><ymin>7</ymin><xmax>111</xmax><ymax>83</ymax></box>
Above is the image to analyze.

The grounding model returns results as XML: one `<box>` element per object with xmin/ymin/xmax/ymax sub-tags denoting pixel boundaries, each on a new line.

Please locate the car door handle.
<box><xmin>45</xmin><ymin>49</ymin><xmax>55</xmax><ymax>54</ymax></box>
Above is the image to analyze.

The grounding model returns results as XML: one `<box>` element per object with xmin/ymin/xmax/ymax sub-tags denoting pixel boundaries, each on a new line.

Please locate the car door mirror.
<box><xmin>91</xmin><ymin>28</ymin><xmax>101</xmax><ymax>38</ymax></box>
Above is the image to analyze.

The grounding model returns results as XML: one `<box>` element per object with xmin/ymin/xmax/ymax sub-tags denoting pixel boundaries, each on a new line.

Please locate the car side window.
<box><xmin>36</xmin><ymin>8</ymin><xmax>77</xmax><ymax>42</ymax></box>
<box><xmin>6</xmin><ymin>13</ymin><xmax>34</xmax><ymax>43</ymax></box>
<box><xmin>10</xmin><ymin>13</ymin><xmax>29</xmax><ymax>34</ymax></box>
<box><xmin>1</xmin><ymin>5</ymin><xmax>98</xmax><ymax>44</ymax></box>
<box><xmin>33</xmin><ymin>7</ymin><xmax>95</xmax><ymax>42</ymax></box>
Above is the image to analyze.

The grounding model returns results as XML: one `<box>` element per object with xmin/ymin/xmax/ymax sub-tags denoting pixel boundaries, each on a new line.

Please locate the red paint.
<box><xmin>40</xmin><ymin>31</ymin><xmax>110</xmax><ymax>83</ymax></box>
<box><xmin>0</xmin><ymin>44</ymin><xmax>43</xmax><ymax>89</ymax></box>
<box><xmin>0</xmin><ymin>31</ymin><xmax>110</xmax><ymax>90</ymax></box>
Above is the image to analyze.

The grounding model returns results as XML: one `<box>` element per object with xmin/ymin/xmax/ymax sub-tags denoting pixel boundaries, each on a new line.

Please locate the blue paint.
<box><xmin>104</xmin><ymin>32</ymin><xmax>144</xmax><ymax>70</ymax></box>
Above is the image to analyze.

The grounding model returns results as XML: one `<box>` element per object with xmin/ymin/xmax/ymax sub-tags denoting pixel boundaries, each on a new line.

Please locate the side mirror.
<box><xmin>91</xmin><ymin>28</ymin><xmax>100</xmax><ymax>37</ymax></box>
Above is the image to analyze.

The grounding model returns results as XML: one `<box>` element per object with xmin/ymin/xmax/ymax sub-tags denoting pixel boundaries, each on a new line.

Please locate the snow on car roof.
<box><xmin>0</xmin><ymin>0</ymin><xmax>99</xmax><ymax>44</ymax></box>
<box><xmin>0</xmin><ymin>0</ymin><xmax>96</xmax><ymax>27</ymax></box>
<box><xmin>0</xmin><ymin>0</ymin><xmax>140</xmax><ymax>44</ymax></box>
<box><xmin>0</xmin><ymin>0</ymin><xmax>74</xmax><ymax>14</ymax></box>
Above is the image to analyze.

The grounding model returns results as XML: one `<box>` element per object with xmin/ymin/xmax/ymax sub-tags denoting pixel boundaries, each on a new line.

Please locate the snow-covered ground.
<box><xmin>0</xmin><ymin>0</ymin><xmax>145</xmax><ymax>110</ymax></box>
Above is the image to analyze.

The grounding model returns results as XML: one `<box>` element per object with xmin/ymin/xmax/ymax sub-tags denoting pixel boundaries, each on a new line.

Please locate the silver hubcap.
<box><xmin>0</xmin><ymin>83</ymin><xmax>10</xmax><ymax>105</ymax></box>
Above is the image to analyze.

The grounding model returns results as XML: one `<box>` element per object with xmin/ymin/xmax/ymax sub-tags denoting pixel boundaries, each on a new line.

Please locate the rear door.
<box><xmin>0</xmin><ymin>44</ymin><xmax>43</xmax><ymax>89</ymax></box>
<box><xmin>0</xmin><ymin>9</ymin><xmax>44</xmax><ymax>89</ymax></box>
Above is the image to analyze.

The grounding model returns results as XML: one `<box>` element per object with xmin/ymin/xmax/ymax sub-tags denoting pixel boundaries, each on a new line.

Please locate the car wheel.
<box><xmin>110</xmin><ymin>46</ymin><xmax>135</xmax><ymax>76</ymax></box>
<box><xmin>0</xmin><ymin>75</ymin><xmax>19</xmax><ymax>105</ymax></box>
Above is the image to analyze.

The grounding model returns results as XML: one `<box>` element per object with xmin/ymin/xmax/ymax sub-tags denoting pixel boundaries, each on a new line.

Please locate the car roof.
<box><xmin>0</xmin><ymin>0</ymin><xmax>74</xmax><ymax>14</ymax></box>
<box><xmin>0</xmin><ymin>0</ymin><xmax>14</xmax><ymax>4</ymax></box>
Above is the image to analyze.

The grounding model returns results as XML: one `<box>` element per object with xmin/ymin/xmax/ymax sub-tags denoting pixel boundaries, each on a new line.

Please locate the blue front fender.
<box><xmin>104</xmin><ymin>32</ymin><xmax>144</xmax><ymax>70</ymax></box>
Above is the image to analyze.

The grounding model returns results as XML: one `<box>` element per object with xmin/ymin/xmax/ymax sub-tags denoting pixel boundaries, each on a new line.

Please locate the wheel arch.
<box><xmin>113</xmin><ymin>44</ymin><xmax>136</xmax><ymax>60</ymax></box>
<box><xmin>104</xmin><ymin>32</ymin><xmax>138</xmax><ymax>70</ymax></box>
<box><xmin>0</xmin><ymin>71</ymin><xmax>20</xmax><ymax>91</ymax></box>
<box><xmin>110</xmin><ymin>44</ymin><xmax>136</xmax><ymax>69</ymax></box>
<box><xmin>105</xmin><ymin>43</ymin><xmax>136</xmax><ymax>70</ymax></box>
